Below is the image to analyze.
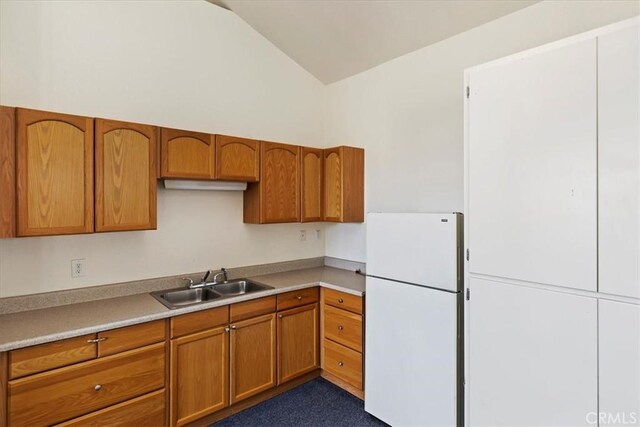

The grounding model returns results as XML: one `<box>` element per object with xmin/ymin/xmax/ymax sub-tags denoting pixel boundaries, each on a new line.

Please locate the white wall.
<box><xmin>323</xmin><ymin>0</ymin><xmax>640</xmax><ymax>263</ymax></box>
<box><xmin>0</xmin><ymin>0</ymin><xmax>326</xmax><ymax>297</ymax></box>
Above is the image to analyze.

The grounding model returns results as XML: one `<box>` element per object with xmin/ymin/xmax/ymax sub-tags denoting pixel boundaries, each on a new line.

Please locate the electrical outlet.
<box><xmin>71</xmin><ymin>259</ymin><xmax>86</xmax><ymax>278</ymax></box>
<box><xmin>299</xmin><ymin>230</ymin><xmax>307</xmax><ymax>241</ymax></box>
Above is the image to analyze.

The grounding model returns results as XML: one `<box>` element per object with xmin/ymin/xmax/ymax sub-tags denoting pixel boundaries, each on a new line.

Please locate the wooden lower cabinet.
<box><xmin>170</xmin><ymin>327</ymin><xmax>229</xmax><ymax>427</ymax></box>
<box><xmin>56</xmin><ymin>389</ymin><xmax>165</xmax><ymax>427</ymax></box>
<box><xmin>229</xmin><ymin>313</ymin><xmax>276</xmax><ymax>404</ymax></box>
<box><xmin>277</xmin><ymin>303</ymin><xmax>320</xmax><ymax>384</ymax></box>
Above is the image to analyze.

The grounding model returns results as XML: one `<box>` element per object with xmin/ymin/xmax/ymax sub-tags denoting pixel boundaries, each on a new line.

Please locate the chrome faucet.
<box><xmin>183</xmin><ymin>268</ymin><xmax>227</xmax><ymax>289</ymax></box>
<box><xmin>211</xmin><ymin>268</ymin><xmax>228</xmax><ymax>284</ymax></box>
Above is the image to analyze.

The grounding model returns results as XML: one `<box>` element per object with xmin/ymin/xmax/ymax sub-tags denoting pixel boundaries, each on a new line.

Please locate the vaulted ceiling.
<box><xmin>210</xmin><ymin>0</ymin><xmax>539</xmax><ymax>84</ymax></box>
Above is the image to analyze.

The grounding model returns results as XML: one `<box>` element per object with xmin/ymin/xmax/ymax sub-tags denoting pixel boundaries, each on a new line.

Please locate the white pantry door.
<box><xmin>468</xmin><ymin>278</ymin><xmax>598</xmax><ymax>426</ymax></box>
<box><xmin>468</xmin><ymin>38</ymin><xmax>597</xmax><ymax>291</ymax></box>
<box><xmin>598</xmin><ymin>24</ymin><xmax>640</xmax><ymax>299</ymax></box>
<box><xmin>599</xmin><ymin>300</ymin><xmax>640</xmax><ymax>426</ymax></box>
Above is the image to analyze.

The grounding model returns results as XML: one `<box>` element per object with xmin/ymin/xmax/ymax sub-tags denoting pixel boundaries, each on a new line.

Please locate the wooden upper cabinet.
<box><xmin>16</xmin><ymin>108</ymin><xmax>94</xmax><ymax>236</ymax></box>
<box><xmin>215</xmin><ymin>135</ymin><xmax>259</xmax><ymax>182</ymax></box>
<box><xmin>244</xmin><ymin>141</ymin><xmax>300</xmax><ymax>224</ymax></box>
<box><xmin>160</xmin><ymin>127</ymin><xmax>215</xmax><ymax>179</ymax></box>
<box><xmin>301</xmin><ymin>147</ymin><xmax>323</xmax><ymax>222</ymax></box>
<box><xmin>95</xmin><ymin>119</ymin><xmax>157</xmax><ymax>232</ymax></box>
<box><xmin>0</xmin><ymin>106</ymin><xmax>16</xmax><ymax>238</ymax></box>
<box><xmin>323</xmin><ymin>146</ymin><xmax>364</xmax><ymax>223</ymax></box>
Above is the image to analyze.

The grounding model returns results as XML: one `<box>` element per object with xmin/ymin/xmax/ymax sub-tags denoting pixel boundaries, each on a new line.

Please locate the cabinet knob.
<box><xmin>338</xmin><ymin>298</ymin><xmax>344</xmax><ymax>304</ymax></box>
<box><xmin>87</xmin><ymin>337</ymin><xmax>108</xmax><ymax>344</ymax></box>
<box><xmin>230</xmin><ymin>325</ymin><xmax>237</xmax><ymax>330</ymax></box>
<box><xmin>278</xmin><ymin>315</ymin><xmax>283</xmax><ymax>319</ymax></box>
<box><xmin>94</xmin><ymin>384</ymin><xmax>102</xmax><ymax>391</ymax></box>
<box><xmin>338</xmin><ymin>325</ymin><xmax>344</xmax><ymax>331</ymax></box>
<box><xmin>225</xmin><ymin>327</ymin><xmax>230</xmax><ymax>333</ymax></box>
<box><xmin>337</xmin><ymin>362</ymin><xmax>344</xmax><ymax>367</ymax></box>
<box><xmin>296</xmin><ymin>296</ymin><xmax>302</xmax><ymax>300</ymax></box>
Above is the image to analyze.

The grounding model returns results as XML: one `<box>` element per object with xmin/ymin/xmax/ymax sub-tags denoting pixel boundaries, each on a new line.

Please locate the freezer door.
<box><xmin>365</xmin><ymin>276</ymin><xmax>459</xmax><ymax>426</ymax></box>
<box><xmin>367</xmin><ymin>213</ymin><xmax>461</xmax><ymax>292</ymax></box>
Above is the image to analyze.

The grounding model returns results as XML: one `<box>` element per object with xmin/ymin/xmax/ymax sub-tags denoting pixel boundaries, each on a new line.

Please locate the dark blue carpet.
<box><xmin>213</xmin><ymin>378</ymin><xmax>388</xmax><ymax>427</ymax></box>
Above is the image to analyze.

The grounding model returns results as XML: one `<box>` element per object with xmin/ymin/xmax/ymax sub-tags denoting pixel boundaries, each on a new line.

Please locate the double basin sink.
<box><xmin>151</xmin><ymin>280</ymin><xmax>274</xmax><ymax>310</ymax></box>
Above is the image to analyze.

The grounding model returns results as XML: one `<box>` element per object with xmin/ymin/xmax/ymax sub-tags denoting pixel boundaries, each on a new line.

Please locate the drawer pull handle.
<box><xmin>94</xmin><ymin>384</ymin><xmax>102</xmax><ymax>391</ymax></box>
<box><xmin>338</xmin><ymin>325</ymin><xmax>344</xmax><ymax>331</ymax></box>
<box><xmin>296</xmin><ymin>296</ymin><xmax>302</xmax><ymax>300</ymax></box>
<box><xmin>338</xmin><ymin>298</ymin><xmax>344</xmax><ymax>303</ymax></box>
<box><xmin>338</xmin><ymin>361</ymin><xmax>344</xmax><ymax>367</ymax></box>
<box><xmin>87</xmin><ymin>337</ymin><xmax>108</xmax><ymax>343</ymax></box>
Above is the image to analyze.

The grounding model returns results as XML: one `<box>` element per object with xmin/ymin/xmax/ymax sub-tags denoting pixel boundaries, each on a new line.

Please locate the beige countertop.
<box><xmin>0</xmin><ymin>267</ymin><xmax>365</xmax><ymax>352</ymax></box>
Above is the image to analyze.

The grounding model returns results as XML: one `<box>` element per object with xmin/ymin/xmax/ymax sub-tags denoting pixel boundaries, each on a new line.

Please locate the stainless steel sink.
<box><xmin>151</xmin><ymin>279</ymin><xmax>273</xmax><ymax>309</ymax></box>
<box><xmin>211</xmin><ymin>280</ymin><xmax>273</xmax><ymax>296</ymax></box>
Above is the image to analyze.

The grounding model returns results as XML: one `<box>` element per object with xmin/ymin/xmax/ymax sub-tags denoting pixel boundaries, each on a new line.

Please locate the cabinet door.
<box><xmin>323</xmin><ymin>147</ymin><xmax>342</xmax><ymax>222</ymax></box>
<box><xmin>301</xmin><ymin>147</ymin><xmax>323</xmax><ymax>222</ymax></box>
<box><xmin>95</xmin><ymin>119</ymin><xmax>157</xmax><ymax>232</ymax></box>
<box><xmin>0</xmin><ymin>106</ymin><xmax>15</xmax><ymax>238</ymax></box>
<box><xmin>468</xmin><ymin>39</ymin><xmax>597</xmax><ymax>291</ymax></box>
<box><xmin>323</xmin><ymin>146</ymin><xmax>364</xmax><ymax>223</ymax></box>
<box><xmin>260</xmin><ymin>142</ymin><xmax>300</xmax><ymax>223</ymax></box>
<box><xmin>170</xmin><ymin>327</ymin><xmax>229</xmax><ymax>427</ymax></box>
<box><xmin>161</xmin><ymin>128</ymin><xmax>215</xmax><ymax>179</ymax></box>
<box><xmin>215</xmin><ymin>135</ymin><xmax>259</xmax><ymax>182</ymax></box>
<box><xmin>277</xmin><ymin>303</ymin><xmax>319</xmax><ymax>384</ymax></box>
<box><xmin>598</xmin><ymin>24</ymin><xmax>640</xmax><ymax>298</ymax></box>
<box><xmin>599</xmin><ymin>300</ymin><xmax>640</xmax><ymax>425</ymax></box>
<box><xmin>16</xmin><ymin>108</ymin><xmax>94</xmax><ymax>236</ymax></box>
<box><xmin>469</xmin><ymin>278</ymin><xmax>597</xmax><ymax>426</ymax></box>
<box><xmin>229</xmin><ymin>313</ymin><xmax>276</xmax><ymax>403</ymax></box>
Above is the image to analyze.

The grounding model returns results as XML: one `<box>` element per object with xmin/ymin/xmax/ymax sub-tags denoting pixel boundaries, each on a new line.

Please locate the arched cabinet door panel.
<box><xmin>16</xmin><ymin>108</ymin><xmax>94</xmax><ymax>236</ymax></box>
<box><xmin>95</xmin><ymin>119</ymin><xmax>157</xmax><ymax>232</ymax></box>
<box><xmin>215</xmin><ymin>135</ymin><xmax>259</xmax><ymax>182</ymax></box>
<box><xmin>160</xmin><ymin>128</ymin><xmax>215</xmax><ymax>179</ymax></box>
<box><xmin>301</xmin><ymin>147</ymin><xmax>323</xmax><ymax>222</ymax></box>
<box><xmin>323</xmin><ymin>146</ymin><xmax>364</xmax><ymax>223</ymax></box>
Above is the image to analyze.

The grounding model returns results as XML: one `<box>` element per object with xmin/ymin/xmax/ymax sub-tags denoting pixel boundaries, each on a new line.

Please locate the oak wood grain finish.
<box><xmin>323</xmin><ymin>305</ymin><xmax>363</xmax><ymax>352</ymax></box>
<box><xmin>0</xmin><ymin>106</ymin><xmax>15</xmax><ymax>238</ymax></box>
<box><xmin>16</xmin><ymin>108</ymin><xmax>94</xmax><ymax>236</ymax></box>
<box><xmin>323</xmin><ymin>288</ymin><xmax>363</xmax><ymax>315</ymax></box>
<box><xmin>229</xmin><ymin>313</ymin><xmax>276</xmax><ymax>404</ymax></box>
<box><xmin>323</xmin><ymin>146</ymin><xmax>364</xmax><ymax>223</ymax></box>
<box><xmin>215</xmin><ymin>135</ymin><xmax>260</xmax><ymax>182</ymax></box>
<box><xmin>191</xmin><ymin>370</ymin><xmax>320</xmax><ymax>426</ymax></box>
<box><xmin>276</xmin><ymin>287</ymin><xmax>319</xmax><ymax>311</ymax></box>
<box><xmin>9</xmin><ymin>334</ymin><xmax>97</xmax><ymax>380</ymax></box>
<box><xmin>244</xmin><ymin>142</ymin><xmax>300</xmax><ymax>223</ymax></box>
<box><xmin>97</xmin><ymin>320</ymin><xmax>166</xmax><ymax>358</ymax></box>
<box><xmin>56</xmin><ymin>389</ymin><xmax>166</xmax><ymax>427</ymax></box>
<box><xmin>161</xmin><ymin>128</ymin><xmax>215</xmax><ymax>179</ymax></box>
<box><xmin>320</xmin><ymin>370</ymin><xmax>364</xmax><ymax>400</ymax></box>
<box><xmin>8</xmin><ymin>342</ymin><xmax>165</xmax><ymax>426</ymax></box>
<box><xmin>171</xmin><ymin>327</ymin><xmax>228</xmax><ymax>426</ymax></box>
<box><xmin>300</xmin><ymin>147</ymin><xmax>323</xmax><ymax>222</ymax></box>
<box><xmin>1</xmin><ymin>352</ymin><xmax>7</xmax><ymax>427</ymax></box>
<box><xmin>95</xmin><ymin>119</ymin><xmax>157</xmax><ymax>232</ymax></box>
<box><xmin>230</xmin><ymin>296</ymin><xmax>276</xmax><ymax>323</ymax></box>
<box><xmin>171</xmin><ymin>306</ymin><xmax>229</xmax><ymax>339</ymax></box>
<box><xmin>322</xmin><ymin>338</ymin><xmax>362</xmax><ymax>390</ymax></box>
<box><xmin>277</xmin><ymin>303</ymin><xmax>319</xmax><ymax>384</ymax></box>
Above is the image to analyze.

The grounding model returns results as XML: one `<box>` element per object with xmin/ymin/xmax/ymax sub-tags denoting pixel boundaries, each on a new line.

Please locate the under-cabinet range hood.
<box><xmin>163</xmin><ymin>180</ymin><xmax>247</xmax><ymax>191</ymax></box>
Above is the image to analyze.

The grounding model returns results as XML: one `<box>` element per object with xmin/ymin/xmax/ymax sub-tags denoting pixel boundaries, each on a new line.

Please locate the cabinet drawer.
<box><xmin>98</xmin><ymin>320</ymin><xmax>166</xmax><ymax>357</ymax></box>
<box><xmin>8</xmin><ymin>343</ymin><xmax>165</xmax><ymax>426</ymax></box>
<box><xmin>323</xmin><ymin>288</ymin><xmax>362</xmax><ymax>314</ymax></box>
<box><xmin>9</xmin><ymin>334</ymin><xmax>97</xmax><ymax>380</ymax></box>
<box><xmin>171</xmin><ymin>306</ymin><xmax>229</xmax><ymax>338</ymax></box>
<box><xmin>56</xmin><ymin>389</ymin><xmax>165</xmax><ymax>427</ymax></box>
<box><xmin>277</xmin><ymin>287</ymin><xmax>319</xmax><ymax>311</ymax></box>
<box><xmin>323</xmin><ymin>339</ymin><xmax>362</xmax><ymax>390</ymax></box>
<box><xmin>324</xmin><ymin>305</ymin><xmax>362</xmax><ymax>352</ymax></box>
<box><xmin>231</xmin><ymin>296</ymin><xmax>276</xmax><ymax>322</ymax></box>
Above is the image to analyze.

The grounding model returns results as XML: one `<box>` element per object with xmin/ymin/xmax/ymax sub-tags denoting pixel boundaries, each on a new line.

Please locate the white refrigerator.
<box><xmin>365</xmin><ymin>213</ymin><xmax>463</xmax><ymax>427</ymax></box>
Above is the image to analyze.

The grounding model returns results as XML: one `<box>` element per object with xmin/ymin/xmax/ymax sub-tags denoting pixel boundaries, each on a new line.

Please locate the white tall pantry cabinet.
<box><xmin>465</xmin><ymin>18</ymin><xmax>640</xmax><ymax>427</ymax></box>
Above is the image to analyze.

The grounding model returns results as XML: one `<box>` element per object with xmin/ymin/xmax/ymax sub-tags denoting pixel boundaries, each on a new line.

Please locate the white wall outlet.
<box><xmin>316</xmin><ymin>229</ymin><xmax>321</xmax><ymax>240</ymax></box>
<box><xmin>71</xmin><ymin>259</ymin><xmax>86</xmax><ymax>278</ymax></box>
<box><xmin>299</xmin><ymin>230</ymin><xmax>307</xmax><ymax>241</ymax></box>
